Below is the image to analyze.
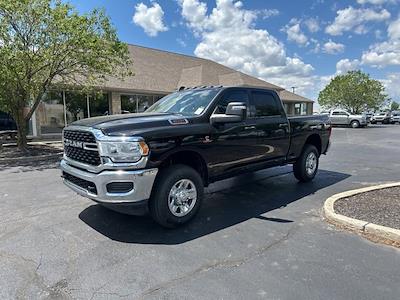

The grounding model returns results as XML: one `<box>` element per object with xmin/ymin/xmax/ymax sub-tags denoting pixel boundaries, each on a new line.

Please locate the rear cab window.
<box><xmin>249</xmin><ymin>91</ymin><xmax>282</xmax><ymax>118</ymax></box>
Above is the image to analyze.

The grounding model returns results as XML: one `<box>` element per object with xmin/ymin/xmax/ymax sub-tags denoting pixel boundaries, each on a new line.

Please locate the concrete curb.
<box><xmin>324</xmin><ymin>182</ymin><xmax>400</xmax><ymax>244</ymax></box>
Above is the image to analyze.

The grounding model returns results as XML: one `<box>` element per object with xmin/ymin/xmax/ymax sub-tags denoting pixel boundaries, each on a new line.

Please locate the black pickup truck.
<box><xmin>61</xmin><ymin>86</ymin><xmax>331</xmax><ymax>227</ymax></box>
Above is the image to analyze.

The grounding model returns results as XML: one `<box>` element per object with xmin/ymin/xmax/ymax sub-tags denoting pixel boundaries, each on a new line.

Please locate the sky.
<box><xmin>67</xmin><ymin>0</ymin><xmax>400</xmax><ymax>103</ymax></box>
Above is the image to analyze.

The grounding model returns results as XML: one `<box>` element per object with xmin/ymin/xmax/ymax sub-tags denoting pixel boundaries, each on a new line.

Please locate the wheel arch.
<box><xmin>159</xmin><ymin>149</ymin><xmax>209</xmax><ymax>186</ymax></box>
<box><xmin>304</xmin><ymin>134</ymin><xmax>322</xmax><ymax>155</ymax></box>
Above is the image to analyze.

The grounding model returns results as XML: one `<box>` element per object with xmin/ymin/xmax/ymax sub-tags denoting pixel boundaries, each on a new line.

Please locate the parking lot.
<box><xmin>1</xmin><ymin>125</ymin><xmax>400</xmax><ymax>299</ymax></box>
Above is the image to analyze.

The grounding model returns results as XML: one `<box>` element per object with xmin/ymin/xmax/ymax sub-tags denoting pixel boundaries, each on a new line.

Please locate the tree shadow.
<box><xmin>79</xmin><ymin>168</ymin><xmax>350</xmax><ymax>245</ymax></box>
<box><xmin>0</xmin><ymin>157</ymin><xmax>60</xmax><ymax>173</ymax></box>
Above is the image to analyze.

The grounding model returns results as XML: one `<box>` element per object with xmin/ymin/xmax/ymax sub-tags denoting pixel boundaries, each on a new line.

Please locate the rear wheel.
<box><xmin>350</xmin><ymin>120</ymin><xmax>360</xmax><ymax>128</ymax></box>
<box><xmin>149</xmin><ymin>164</ymin><xmax>204</xmax><ymax>228</ymax></box>
<box><xmin>293</xmin><ymin>144</ymin><xmax>319</xmax><ymax>182</ymax></box>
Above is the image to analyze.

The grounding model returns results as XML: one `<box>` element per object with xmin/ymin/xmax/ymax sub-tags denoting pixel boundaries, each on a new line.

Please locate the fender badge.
<box><xmin>168</xmin><ymin>118</ymin><xmax>189</xmax><ymax>125</ymax></box>
<box><xmin>203</xmin><ymin>136</ymin><xmax>212</xmax><ymax>143</ymax></box>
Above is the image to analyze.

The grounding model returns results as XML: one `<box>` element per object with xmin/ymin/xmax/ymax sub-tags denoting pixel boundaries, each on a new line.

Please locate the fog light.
<box><xmin>106</xmin><ymin>182</ymin><xmax>134</xmax><ymax>194</ymax></box>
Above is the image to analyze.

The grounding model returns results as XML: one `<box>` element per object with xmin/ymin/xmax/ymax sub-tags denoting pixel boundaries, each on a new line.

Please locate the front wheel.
<box><xmin>149</xmin><ymin>164</ymin><xmax>204</xmax><ymax>228</ymax></box>
<box><xmin>350</xmin><ymin>120</ymin><xmax>360</xmax><ymax>128</ymax></box>
<box><xmin>293</xmin><ymin>144</ymin><xmax>319</xmax><ymax>182</ymax></box>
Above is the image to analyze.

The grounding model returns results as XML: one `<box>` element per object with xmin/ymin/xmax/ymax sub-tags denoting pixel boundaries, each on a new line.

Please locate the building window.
<box><xmin>89</xmin><ymin>93</ymin><xmax>109</xmax><ymax>117</ymax></box>
<box><xmin>294</xmin><ymin>103</ymin><xmax>301</xmax><ymax>115</ymax></box>
<box><xmin>38</xmin><ymin>91</ymin><xmax>65</xmax><ymax>134</ymax></box>
<box><xmin>293</xmin><ymin>103</ymin><xmax>308</xmax><ymax>116</ymax></box>
<box><xmin>65</xmin><ymin>92</ymin><xmax>88</xmax><ymax>124</ymax></box>
<box><xmin>301</xmin><ymin>103</ymin><xmax>308</xmax><ymax>115</ymax></box>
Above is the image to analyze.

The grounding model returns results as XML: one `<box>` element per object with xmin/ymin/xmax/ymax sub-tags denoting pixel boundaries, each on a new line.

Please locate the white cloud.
<box><xmin>362</xmin><ymin>41</ymin><xmax>400</xmax><ymax>66</ymax></box>
<box><xmin>176</xmin><ymin>38</ymin><xmax>187</xmax><ymax>47</ymax></box>
<box><xmin>133</xmin><ymin>2</ymin><xmax>168</xmax><ymax>37</ymax></box>
<box><xmin>178</xmin><ymin>0</ymin><xmax>315</xmax><ymax>96</ymax></box>
<box><xmin>304</xmin><ymin>18</ymin><xmax>320</xmax><ymax>33</ymax></box>
<box><xmin>257</xmin><ymin>9</ymin><xmax>280</xmax><ymax>19</ymax></box>
<box><xmin>362</xmin><ymin>16</ymin><xmax>400</xmax><ymax>66</ymax></box>
<box><xmin>282</xmin><ymin>20</ymin><xmax>309</xmax><ymax>45</ymax></box>
<box><xmin>381</xmin><ymin>73</ymin><xmax>400</xmax><ymax>100</ymax></box>
<box><xmin>326</xmin><ymin>6</ymin><xmax>391</xmax><ymax>35</ymax></box>
<box><xmin>336</xmin><ymin>59</ymin><xmax>360</xmax><ymax>74</ymax></box>
<box><xmin>388</xmin><ymin>17</ymin><xmax>400</xmax><ymax>40</ymax></box>
<box><xmin>323</xmin><ymin>39</ymin><xmax>345</xmax><ymax>54</ymax></box>
<box><xmin>357</xmin><ymin>0</ymin><xmax>398</xmax><ymax>4</ymax></box>
<box><xmin>375</xmin><ymin>29</ymin><xmax>384</xmax><ymax>39</ymax></box>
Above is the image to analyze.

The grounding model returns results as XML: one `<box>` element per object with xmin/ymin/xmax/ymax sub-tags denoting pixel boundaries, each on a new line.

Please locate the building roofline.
<box><xmin>126</xmin><ymin>43</ymin><xmax>284</xmax><ymax>91</ymax></box>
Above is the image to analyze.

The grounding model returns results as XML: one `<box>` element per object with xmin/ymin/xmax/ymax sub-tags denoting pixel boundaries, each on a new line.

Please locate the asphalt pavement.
<box><xmin>0</xmin><ymin>124</ymin><xmax>399</xmax><ymax>299</ymax></box>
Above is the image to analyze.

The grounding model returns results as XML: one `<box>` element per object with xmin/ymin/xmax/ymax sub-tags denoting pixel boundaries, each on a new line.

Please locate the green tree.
<box><xmin>391</xmin><ymin>101</ymin><xmax>399</xmax><ymax>111</ymax></box>
<box><xmin>0</xmin><ymin>0</ymin><xmax>131</xmax><ymax>150</ymax></box>
<box><xmin>318</xmin><ymin>70</ymin><xmax>388</xmax><ymax>114</ymax></box>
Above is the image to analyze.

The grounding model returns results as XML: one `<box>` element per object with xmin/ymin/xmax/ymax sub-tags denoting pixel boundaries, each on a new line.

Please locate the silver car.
<box><xmin>371</xmin><ymin>112</ymin><xmax>391</xmax><ymax>124</ymax></box>
<box><xmin>328</xmin><ymin>110</ymin><xmax>368</xmax><ymax>128</ymax></box>
<box><xmin>391</xmin><ymin>111</ymin><xmax>400</xmax><ymax>124</ymax></box>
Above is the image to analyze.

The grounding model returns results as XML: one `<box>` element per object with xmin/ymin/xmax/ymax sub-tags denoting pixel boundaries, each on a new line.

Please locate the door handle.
<box><xmin>244</xmin><ymin>125</ymin><xmax>256</xmax><ymax>130</ymax></box>
<box><xmin>279</xmin><ymin>123</ymin><xmax>289</xmax><ymax>128</ymax></box>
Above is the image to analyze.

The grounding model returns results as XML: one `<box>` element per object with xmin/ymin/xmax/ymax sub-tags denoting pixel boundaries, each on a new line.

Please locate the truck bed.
<box><xmin>287</xmin><ymin>114</ymin><xmax>331</xmax><ymax>161</ymax></box>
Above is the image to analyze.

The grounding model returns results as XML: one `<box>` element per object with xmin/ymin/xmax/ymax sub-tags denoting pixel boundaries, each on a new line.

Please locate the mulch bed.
<box><xmin>334</xmin><ymin>187</ymin><xmax>400</xmax><ymax>230</ymax></box>
<box><xmin>0</xmin><ymin>145</ymin><xmax>62</xmax><ymax>160</ymax></box>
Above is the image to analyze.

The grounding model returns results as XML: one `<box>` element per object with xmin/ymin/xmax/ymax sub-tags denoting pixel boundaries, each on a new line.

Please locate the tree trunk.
<box><xmin>14</xmin><ymin>109</ymin><xmax>28</xmax><ymax>152</ymax></box>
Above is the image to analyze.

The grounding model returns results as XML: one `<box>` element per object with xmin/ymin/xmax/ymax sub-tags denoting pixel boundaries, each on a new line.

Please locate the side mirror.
<box><xmin>210</xmin><ymin>102</ymin><xmax>247</xmax><ymax>124</ymax></box>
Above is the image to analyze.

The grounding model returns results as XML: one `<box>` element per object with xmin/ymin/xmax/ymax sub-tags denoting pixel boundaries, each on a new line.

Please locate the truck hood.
<box><xmin>70</xmin><ymin>112</ymin><xmax>190</xmax><ymax>136</ymax></box>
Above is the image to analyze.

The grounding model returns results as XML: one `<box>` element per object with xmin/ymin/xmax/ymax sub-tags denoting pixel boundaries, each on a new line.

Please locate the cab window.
<box><xmin>249</xmin><ymin>91</ymin><xmax>281</xmax><ymax>118</ymax></box>
<box><xmin>332</xmin><ymin>111</ymin><xmax>348</xmax><ymax>116</ymax></box>
<box><xmin>214</xmin><ymin>89</ymin><xmax>249</xmax><ymax>114</ymax></box>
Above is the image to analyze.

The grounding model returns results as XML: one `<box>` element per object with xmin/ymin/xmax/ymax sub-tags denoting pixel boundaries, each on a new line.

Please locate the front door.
<box><xmin>207</xmin><ymin>89</ymin><xmax>264</xmax><ymax>178</ymax></box>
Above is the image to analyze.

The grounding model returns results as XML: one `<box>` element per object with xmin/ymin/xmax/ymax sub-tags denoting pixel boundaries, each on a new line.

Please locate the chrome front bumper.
<box><xmin>60</xmin><ymin>159</ymin><xmax>158</xmax><ymax>204</ymax></box>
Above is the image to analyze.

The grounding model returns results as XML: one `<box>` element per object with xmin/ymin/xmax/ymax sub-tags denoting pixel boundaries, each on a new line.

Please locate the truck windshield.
<box><xmin>146</xmin><ymin>88</ymin><xmax>220</xmax><ymax>116</ymax></box>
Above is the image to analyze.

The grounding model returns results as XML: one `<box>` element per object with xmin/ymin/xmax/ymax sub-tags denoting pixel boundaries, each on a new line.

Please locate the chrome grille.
<box><xmin>63</xmin><ymin>130</ymin><xmax>101</xmax><ymax>166</ymax></box>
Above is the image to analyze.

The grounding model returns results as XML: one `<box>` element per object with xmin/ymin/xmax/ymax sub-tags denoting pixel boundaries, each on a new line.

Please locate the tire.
<box><xmin>149</xmin><ymin>164</ymin><xmax>204</xmax><ymax>228</ymax></box>
<box><xmin>293</xmin><ymin>144</ymin><xmax>319</xmax><ymax>183</ymax></box>
<box><xmin>350</xmin><ymin>120</ymin><xmax>360</xmax><ymax>128</ymax></box>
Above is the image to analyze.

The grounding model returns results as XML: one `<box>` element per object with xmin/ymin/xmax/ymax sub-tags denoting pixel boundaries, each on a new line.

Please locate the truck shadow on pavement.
<box><xmin>79</xmin><ymin>168</ymin><xmax>350</xmax><ymax>244</ymax></box>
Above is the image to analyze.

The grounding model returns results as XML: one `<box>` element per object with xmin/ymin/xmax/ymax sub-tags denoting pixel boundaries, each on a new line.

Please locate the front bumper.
<box><xmin>60</xmin><ymin>159</ymin><xmax>158</xmax><ymax>204</ymax></box>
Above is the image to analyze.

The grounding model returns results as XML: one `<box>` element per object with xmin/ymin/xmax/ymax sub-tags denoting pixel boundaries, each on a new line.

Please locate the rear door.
<box><xmin>247</xmin><ymin>90</ymin><xmax>290</xmax><ymax>162</ymax></box>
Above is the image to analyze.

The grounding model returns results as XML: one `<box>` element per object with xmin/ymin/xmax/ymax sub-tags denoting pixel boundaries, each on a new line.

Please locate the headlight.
<box><xmin>98</xmin><ymin>141</ymin><xmax>149</xmax><ymax>163</ymax></box>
